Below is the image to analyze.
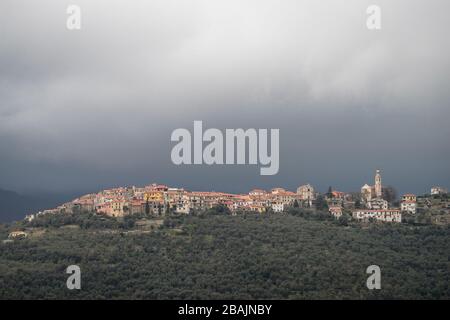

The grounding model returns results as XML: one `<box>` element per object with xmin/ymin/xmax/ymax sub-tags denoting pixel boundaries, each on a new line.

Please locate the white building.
<box><xmin>367</xmin><ymin>198</ymin><xmax>388</xmax><ymax>210</ymax></box>
<box><xmin>401</xmin><ymin>202</ymin><xmax>416</xmax><ymax>214</ymax></box>
<box><xmin>297</xmin><ymin>184</ymin><xmax>315</xmax><ymax>207</ymax></box>
<box><xmin>401</xmin><ymin>194</ymin><xmax>417</xmax><ymax>214</ymax></box>
<box><xmin>431</xmin><ymin>186</ymin><xmax>448</xmax><ymax>195</ymax></box>
<box><xmin>361</xmin><ymin>184</ymin><xmax>373</xmax><ymax>203</ymax></box>
<box><xmin>352</xmin><ymin>209</ymin><xmax>402</xmax><ymax>223</ymax></box>
<box><xmin>249</xmin><ymin>189</ymin><xmax>266</xmax><ymax>197</ymax></box>
<box><xmin>24</xmin><ymin>214</ymin><xmax>35</xmax><ymax>222</ymax></box>
<box><xmin>271</xmin><ymin>202</ymin><xmax>285</xmax><ymax>213</ymax></box>
<box><xmin>8</xmin><ymin>231</ymin><xmax>28</xmax><ymax>239</ymax></box>
<box><xmin>297</xmin><ymin>184</ymin><xmax>315</xmax><ymax>199</ymax></box>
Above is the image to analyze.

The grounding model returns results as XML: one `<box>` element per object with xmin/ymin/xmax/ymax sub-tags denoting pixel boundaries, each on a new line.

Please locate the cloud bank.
<box><xmin>0</xmin><ymin>0</ymin><xmax>449</xmax><ymax>194</ymax></box>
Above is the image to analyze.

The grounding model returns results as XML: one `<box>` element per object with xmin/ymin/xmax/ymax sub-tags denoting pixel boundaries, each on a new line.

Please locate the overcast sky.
<box><xmin>0</xmin><ymin>0</ymin><xmax>449</xmax><ymax>195</ymax></box>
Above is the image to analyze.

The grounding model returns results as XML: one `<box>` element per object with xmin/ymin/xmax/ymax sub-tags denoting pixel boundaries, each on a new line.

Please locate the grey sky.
<box><xmin>0</xmin><ymin>0</ymin><xmax>449</xmax><ymax>195</ymax></box>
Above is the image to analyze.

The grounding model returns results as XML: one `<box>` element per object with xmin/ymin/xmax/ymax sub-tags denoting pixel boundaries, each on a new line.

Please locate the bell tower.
<box><xmin>375</xmin><ymin>169</ymin><xmax>382</xmax><ymax>198</ymax></box>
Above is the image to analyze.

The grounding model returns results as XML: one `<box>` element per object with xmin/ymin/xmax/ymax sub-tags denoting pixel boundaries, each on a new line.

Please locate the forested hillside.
<box><xmin>0</xmin><ymin>212</ymin><xmax>449</xmax><ymax>299</ymax></box>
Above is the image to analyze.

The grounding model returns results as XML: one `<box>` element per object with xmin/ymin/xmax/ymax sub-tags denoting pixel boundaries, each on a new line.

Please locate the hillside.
<box><xmin>0</xmin><ymin>211</ymin><xmax>449</xmax><ymax>299</ymax></box>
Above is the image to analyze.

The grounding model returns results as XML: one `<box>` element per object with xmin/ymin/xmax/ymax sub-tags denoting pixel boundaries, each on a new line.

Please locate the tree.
<box><xmin>383</xmin><ymin>186</ymin><xmax>398</xmax><ymax>204</ymax></box>
<box><xmin>293</xmin><ymin>200</ymin><xmax>299</xmax><ymax>208</ymax></box>
<box><xmin>206</xmin><ymin>204</ymin><xmax>231</xmax><ymax>215</ymax></box>
<box><xmin>315</xmin><ymin>195</ymin><xmax>329</xmax><ymax>211</ymax></box>
<box><xmin>338</xmin><ymin>213</ymin><xmax>351</xmax><ymax>226</ymax></box>
<box><xmin>145</xmin><ymin>200</ymin><xmax>150</xmax><ymax>215</ymax></box>
<box><xmin>415</xmin><ymin>211</ymin><xmax>432</xmax><ymax>225</ymax></box>
<box><xmin>326</xmin><ymin>186</ymin><xmax>333</xmax><ymax>199</ymax></box>
<box><xmin>158</xmin><ymin>204</ymin><xmax>163</xmax><ymax>216</ymax></box>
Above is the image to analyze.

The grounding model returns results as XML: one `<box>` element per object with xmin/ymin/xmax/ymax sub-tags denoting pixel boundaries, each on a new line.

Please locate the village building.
<box><xmin>361</xmin><ymin>169</ymin><xmax>383</xmax><ymax>205</ymax></box>
<box><xmin>249</xmin><ymin>204</ymin><xmax>266</xmax><ymax>213</ymax></box>
<box><xmin>166</xmin><ymin>188</ymin><xmax>186</xmax><ymax>212</ymax></box>
<box><xmin>352</xmin><ymin>209</ymin><xmax>402</xmax><ymax>223</ymax></box>
<box><xmin>130</xmin><ymin>199</ymin><xmax>145</xmax><ymax>215</ymax></box>
<box><xmin>367</xmin><ymin>198</ymin><xmax>389</xmax><ymax>210</ymax></box>
<box><xmin>401</xmin><ymin>194</ymin><xmax>417</xmax><ymax>214</ymax></box>
<box><xmin>249</xmin><ymin>189</ymin><xmax>267</xmax><ymax>197</ymax></box>
<box><xmin>272</xmin><ymin>190</ymin><xmax>296</xmax><ymax>207</ymax></box>
<box><xmin>329</xmin><ymin>206</ymin><xmax>343</xmax><ymax>218</ymax></box>
<box><xmin>431</xmin><ymin>186</ymin><xmax>448</xmax><ymax>195</ymax></box>
<box><xmin>8</xmin><ymin>231</ymin><xmax>28</xmax><ymax>239</ymax></box>
<box><xmin>296</xmin><ymin>184</ymin><xmax>315</xmax><ymax>206</ymax></box>
<box><xmin>271</xmin><ymin>202</ymin><xmax>285</xmax><ymax>213</ymax></box>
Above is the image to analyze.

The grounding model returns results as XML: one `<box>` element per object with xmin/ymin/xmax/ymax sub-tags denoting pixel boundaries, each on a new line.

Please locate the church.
<box><xmin>361</xmin><ymin>169</ymin><xmax>388</xmax><ymax>209</ymax></box>
<box><xmin>354</xmin><ymin>169</ymin><xmax>401</xmax><ymax>222</ymax></box>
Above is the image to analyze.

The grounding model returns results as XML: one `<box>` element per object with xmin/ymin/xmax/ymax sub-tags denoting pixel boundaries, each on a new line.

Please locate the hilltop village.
<box><xmin>24</xmin><ymin>170</ymin><xmax>449</xmax><ymax>225</ymax></box>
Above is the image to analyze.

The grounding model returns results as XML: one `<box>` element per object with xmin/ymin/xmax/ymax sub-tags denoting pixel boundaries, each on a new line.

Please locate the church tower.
<box><xmin>375</xmin><ymin>169</ymin><xmax>382</xmax><ymax>198</ymax></box>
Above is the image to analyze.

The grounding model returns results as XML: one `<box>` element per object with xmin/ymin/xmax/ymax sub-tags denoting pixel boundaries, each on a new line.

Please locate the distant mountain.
<box><xmin>0</xmin><ymin>188</ymin><xmax>77</xmax><ymax>223</ymax></box>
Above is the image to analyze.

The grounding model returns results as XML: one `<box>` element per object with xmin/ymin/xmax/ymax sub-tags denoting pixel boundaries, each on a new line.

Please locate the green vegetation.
<box><xmin>0</xmin><ymin>209</ymin><xmax>449</xmax><ymax>299</ymax></box>
<box><xmin>22</xmin><ymin>211</ymin><xmax>149</xmax><ymax>230</ymax></box>
<box><xmin>415</xmin><ymin>193</ymin><xmax>450</xmax><ymax>225</ymax></box>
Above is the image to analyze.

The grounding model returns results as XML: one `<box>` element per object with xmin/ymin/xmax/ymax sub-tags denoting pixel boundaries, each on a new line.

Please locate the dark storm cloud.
<box><xmin>0</xmin><ymin>0</ymin><xmax>449</xmax><ymax>194</ymax></box>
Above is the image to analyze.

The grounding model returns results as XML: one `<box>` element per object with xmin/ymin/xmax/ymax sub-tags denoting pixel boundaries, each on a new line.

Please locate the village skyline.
<box><xmin>24</xmin><ymin>169</ymin><xmax>449</xmax><ymax>224</ymax></box>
